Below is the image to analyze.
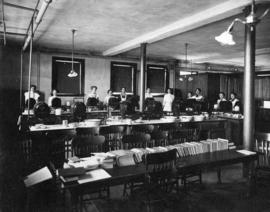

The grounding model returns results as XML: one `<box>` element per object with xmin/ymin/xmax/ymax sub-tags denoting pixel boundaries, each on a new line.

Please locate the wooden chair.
<box><xmin>150</xmin><ymin>130</ymin><xmax>168</xmax><ymax>147</ymax></box>
<box><xmin>132</xmin><ymin>124</ymin><xmax>155</xmax><ymax>134</ymax></box>
<box><xmin>46</xmin><ymin>129</ymin><xmax>76</xmax><ymax>168</ymax></box>
<box><xmin>76</xmin><ymin>127</ymin><xmax>99</xmax><ymax>137</ymax></box>
<box><xmin>208</xmin><ymin>128</ymin><xmax>226</xmax><ymax>139</ymax></box>
<box><xmin>137</xmin><ymin>149</ymin><xmax>179</xmax><ymax>212</ymax></box>
<box><xmin>121</xmin><ymin>133</ymin><xmax>151</xmax><ymax>196</ymax></box>
<box><xmin>255</xmin><ymin>132</ymin><xmax>270</xmax><ymax>175</ymax></box>
<box><xmin>170</xmin><ymin>125</ymin><xmax>199</xmax><ymax>145</ymax></box>
<box><xmin>51</xmin><ymin>97</ymin><xmax>62</xmax><ymax>108</ymax></box>
<box><xmin>72</xmin><ymin>135</ymin><xmax>105</xmax><ymax>157</ymax></box>
<box><xmin>159</xmin><ymin>122</ymin><xmax>179</xmax><ymax>144</ymax></box>
<box><xmin>122</xmin><ymin>133</ymin><xmax>151</xmax><ymax>149</ymax></box>
<box><xmin>99</xmin><ymin>125</ymin><xmax>125</xmax><ymax>151</ymax></box>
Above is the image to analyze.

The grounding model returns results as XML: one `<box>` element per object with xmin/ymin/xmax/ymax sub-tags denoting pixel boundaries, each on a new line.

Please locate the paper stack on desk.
<box><xmin>78</xmin><ymin>169</ymin><xmax>111</xmax><ymax>184</ymax></box>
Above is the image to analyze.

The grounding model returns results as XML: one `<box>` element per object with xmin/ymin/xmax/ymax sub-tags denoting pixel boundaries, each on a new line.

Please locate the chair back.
<box><xmin>219</xmin><ymin>101</ymin><xmax>232</xmax><ymax>112</ymax></box>
<box><xmin>143</xmin><ymin>149</ymin><xmax>177</xmax><ymax>182</ymax></box>
<box><xmin>73</xmin><ymin>102</ymin><xmax>86</xmax><ymax>122</ymax></box>
<box><xmin>255</xmin><ymin>132</ymin><xmax>270</xmax><ymax>167</ymax></box>
<box><xmin>86</xmin><ymin>97</ymin><xmax>99</xmax><ymax>107</ymax></box>
<box><xmin>47</xmin><ymin>129</ymin><xmax>76</xmax><ymax>168</ymax></box>
<box><xmin>150</xmin><ymin>130</ymin><xmax>168</xmax><ymax>146</ymax></box>
<box><xmin>76</xmin><ymin>127</ymin><xmax>99</xmax><ymax>137</ymax></box>
<box><xmin>132</xmin><ymin>124</ymin><xmax>155</xmax><ymax>134</ymax></box>
<box><xmin>122</xmin><ymin>133</ymin><xmax>151</xmax><ymax>149</ymax></box>
<box><xmin>72</xmin><ymin>135</ymin><xmax>105</xmax><ymax>157</ymax></box>
<box><xmin>100</xmin><ymin>126</ymin><xmax>125</xmax><ymax>151</ymax></box>
<box><xmin>51</xmin><ymin>97</ymin><xmax>61</xmax><ymax>108</ymax></box>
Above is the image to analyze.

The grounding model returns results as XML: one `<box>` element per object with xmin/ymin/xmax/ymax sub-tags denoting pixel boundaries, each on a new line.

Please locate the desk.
<box><xmin>59</xmin><ymin>150</ymin><xmax>258</xmax><ymax>207</ymax></box>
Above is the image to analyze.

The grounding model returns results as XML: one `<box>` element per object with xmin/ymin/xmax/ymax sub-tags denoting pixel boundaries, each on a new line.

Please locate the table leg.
<box><xmin>244</xmin><ymin>161</ymin><xmax>256</xmax><ymax>198</ymax></box>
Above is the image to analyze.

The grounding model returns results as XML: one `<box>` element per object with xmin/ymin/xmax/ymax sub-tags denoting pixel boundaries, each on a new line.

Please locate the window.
<box><xmin>110</xmin><ymin>62</ymin><xmax>137</xmax><ymax>94</ymax></box>
<box><xmin>52</xmin><ymin>57</ymin><xmax>85</xmax><ymax>96</ymax></box>
<box><xmin>147</xmin><ymin>65</ymin><xmax>168</xmax><ymax>94</ymax></box>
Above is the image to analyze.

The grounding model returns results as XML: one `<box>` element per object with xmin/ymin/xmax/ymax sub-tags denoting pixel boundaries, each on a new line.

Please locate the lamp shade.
<box><xmin>215</xmin><ymin>30</ymin><xmax>235</xmax><ymax>46</ymax></box>
<box><xmin>68</xmin><ymin>70</ymin><xmax>78</xmax><ymax>77</ymax></box>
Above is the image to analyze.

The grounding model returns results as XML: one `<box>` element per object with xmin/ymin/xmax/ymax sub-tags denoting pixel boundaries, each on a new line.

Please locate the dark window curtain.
<box><xmin>255</xmin><ymin>77</ymin><xmax>270</xmax><ymax>100</ymax></box>
<box><xmin>220</xmin><ymin>74</ymin><xmax>243</xmax><ymax>100</ymax></box>
<box><xmin>219</xmin><ymin>75</ymin><xmax>229</xmax><ymax>98</ymax></box>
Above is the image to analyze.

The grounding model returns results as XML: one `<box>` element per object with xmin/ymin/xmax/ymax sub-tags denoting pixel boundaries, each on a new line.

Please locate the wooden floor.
<box><xmin>1</xmin><ymin>163</ymin><xmax>270</xmax><ymax>212</ymax></box>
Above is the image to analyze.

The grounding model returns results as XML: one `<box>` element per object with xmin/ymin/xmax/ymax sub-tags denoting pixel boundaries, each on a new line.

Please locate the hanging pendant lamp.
<box><xmin>68</xmin><ymin>29</ymin><xmax>78</xmax><ymax>77</ymax></box>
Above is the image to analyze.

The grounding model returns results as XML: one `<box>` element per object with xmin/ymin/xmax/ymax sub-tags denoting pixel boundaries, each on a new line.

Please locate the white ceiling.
<box><xmin>1</xmin><ymin>0</ymin><xmax>270</xmax><ymax>70</ymax></box>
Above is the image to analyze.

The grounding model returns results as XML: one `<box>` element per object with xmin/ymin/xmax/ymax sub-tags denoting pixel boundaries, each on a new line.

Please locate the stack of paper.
<box><xmin>78</xmin><ymin>169</ymin><xmax>111</xmax><ymax>184</ymax></box>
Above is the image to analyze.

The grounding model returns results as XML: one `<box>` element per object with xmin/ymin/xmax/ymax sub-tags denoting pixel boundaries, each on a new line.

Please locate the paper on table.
<box><xmin>236</xmin><ymin>149</ymin><xmax>256</xmax><ymax>155</ymax></box>
<box><xmin>24</xmin><ymin>167</ymin><xmax>53</xmax><ymax>187</ymax></box>
<box><xmin>78</xmin><ymin>169</ymin><xmax>111</xmax><ymax>184</ymax></box>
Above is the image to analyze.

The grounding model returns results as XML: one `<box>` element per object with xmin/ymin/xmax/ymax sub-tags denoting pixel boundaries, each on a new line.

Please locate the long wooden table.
<box><xmin>59</xmin><ymin>150</ymin><xmax>258</xmax><ymax>206</ymax></box>
<box><xmin>29</xmin><ymin>118</ymin><xmax>227</xmax><ymax>132</ymax></box>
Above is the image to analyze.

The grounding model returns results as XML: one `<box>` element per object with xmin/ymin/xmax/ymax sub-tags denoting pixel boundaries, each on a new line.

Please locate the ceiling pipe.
<box><xmin>1</xmin><ymin>0</ymin><xmax>6</xmax><ymax>45</ymax></box>
<box><xmin>22</xmin><ymin>0</ymin><xmax>52</xmax><ymax>51</ymax></box>
<box><xmin>4</xmin><ymin>2</ymin><xmax>38</xmax><ymax>12</ymax></box>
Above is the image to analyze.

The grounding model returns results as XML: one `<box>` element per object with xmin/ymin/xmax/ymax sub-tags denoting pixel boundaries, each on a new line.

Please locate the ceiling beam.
<box><xmin>103</xmin><ymin>0</ymin><xmax>255</xmax><ymax>56</ymax></box>
<box><xmin>192</xmin><ymin>48</ymin><xmax>270</xmax><ymax>63</ymax></box>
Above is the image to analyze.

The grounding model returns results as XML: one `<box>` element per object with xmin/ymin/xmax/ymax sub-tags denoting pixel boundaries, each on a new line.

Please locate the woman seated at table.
<box><xmin>145</xmin><ymin>88</ymin><xmax>153</xmax><ymax>99</ymax></box>
<box><xmin>187</xmin><ymin>91</ymin><xmax>194</xmax><ymax>99</ymax></box>
<box><xmin>120</xmin><ymin>87</ymin><xmax>127</xmax><ymax>102</ymax></box>
<box><xmin>87</xmin><ymin>86</ymin><xmax>99</xmax><ymax>107</ymax></box>
<box><xmin>24</xmin><ymin>85</ymin><xmax>40</xmax><ymax>109</ymax></box>
<box><xmin>217</xmin><ymin>92</ymin><xmax>227</xmax><ymax>105</ymax></box>
<box><xmin>229</xmin><ymin>92</ymin><xmax>240</xmax><ymax>112</ymax></box>
<box><xmin>48</xmin><ymin>89</ymin><xmax>61</xmax><ymax>108</ymax></box>
<box><xmin>214</xmin><ymin>92</ymin><xmax>226</xmax><ymax>110</ymax></box>
<box><xmin>24</xmin><ymin>85</ymin><xmax>40</xmax><ymax>103</ymax></box>
<box><xmin>163</xmin><ymin>88</ymin><xmax>175</xmax><ymax>114</ymax></box>
<box><xmin>192</xmin><ymin>88</ymin><xmax>204</xmax><ymax>102</ymax></box>
<box><xmin>87</xmin><ymin>85</ymin><xmax>99</xmax><ymax>100</ymax></box>
<box><xmin>104</xmin><ymin>89</ymin><xmax>113</xmax><ymax>105</ymax></box>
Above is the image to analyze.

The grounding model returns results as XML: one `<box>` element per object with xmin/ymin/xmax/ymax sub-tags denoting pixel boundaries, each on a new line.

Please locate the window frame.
<box><xmin>51</xmin><ymin>56</ymin><xmax>85</xmax><ymax>96</ymax></box>
<box><xmin>146</xmin><ymin>64</ymin><xmax>169</xmax><ymax>96</ymax></box>
<box><xmin>110</xmin><ymin>61</ymin><xmax>137</xmax><ymax>95</ymax></box>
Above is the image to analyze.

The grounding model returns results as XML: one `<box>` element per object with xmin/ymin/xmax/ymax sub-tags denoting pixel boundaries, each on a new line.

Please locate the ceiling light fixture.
<box><xmin>215</xmin><ymin>0</ymin><xmax>269</xmax><ymax>46</ymax></box>
<box><xmin>179</xmin><ymin>43</ymin><xmax>195</xmax><ymax>82</ymax></box>
<box><xmin>68</xmin><ymin>29</ymin><xmax>78</xmax><ymax>78</ymax></box>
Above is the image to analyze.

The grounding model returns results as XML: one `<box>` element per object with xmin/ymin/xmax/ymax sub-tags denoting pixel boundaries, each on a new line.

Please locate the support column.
<box><xmin>27</xmin><ymin>19</ymin><xmax>34</xmax><ymax>117</ymax></box>
<box><xmin>139</xmin><ymin>43</ymin><xmax>147</xmax><ymax>112</ymax></box>
<box><xmin>243</xmin><ymin>23</ymin><xmax>256</xmax><ymax>150</ymax></box>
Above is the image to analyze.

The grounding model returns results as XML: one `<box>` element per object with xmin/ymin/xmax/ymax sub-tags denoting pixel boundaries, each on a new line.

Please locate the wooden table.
<box><xmin>59</xmin><ymin>150</ymin><xmax>258</xmax><ymax>208</ymax></box>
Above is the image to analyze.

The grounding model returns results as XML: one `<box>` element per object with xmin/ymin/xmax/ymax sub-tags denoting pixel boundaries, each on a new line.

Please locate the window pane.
<box><xmin>147</xmin><ymin>65</ymin><xmax>167</xmax><ymax>93</ymax></box>
<box><xmin>111</xmin><ymin>62</ymin><xmax>136</xmax><ymax>93</ymax></box>
<box><xmin>52</xmin><ymin>57</ymin><xmax>84</xmax><ymax>96</ymax></box>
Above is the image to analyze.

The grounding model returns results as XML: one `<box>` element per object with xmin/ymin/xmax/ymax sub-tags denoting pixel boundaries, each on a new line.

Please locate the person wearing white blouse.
<box><xmin>120</xmin><ymin>87</ymin><xmax>127</xmax><ymax>102</ymax></box>
<box><xmin>48</xmin><ymin>89</ymin><xmax>58</xmax><ymax>107</ymax></box>
<box><xmin>192</xmin><ymin>88</ymin><xmax>204</xmax><ymax>101</ymax></box>
<box><xmin>24</xmin><ymin>85</ymin><xmax>40</xmax><ymax>102</ymax></box>
<box><xmin>163</xmin><ymin>88</ymin><xmax>175</xmax><ymax>113</ymax></box>
<box><xmin>104</xmin><ymin>89</ymin><xmax>113</xmax><ymax>105</ymax></box>
<box><xmin>87</xmin><ymin>86</ymin><xmax>99</xmax><ymax>100</ymax></box>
